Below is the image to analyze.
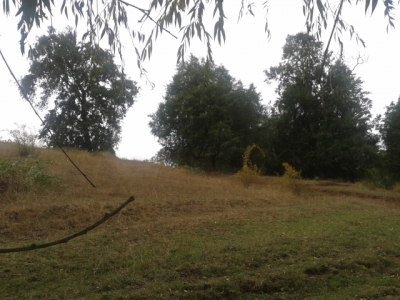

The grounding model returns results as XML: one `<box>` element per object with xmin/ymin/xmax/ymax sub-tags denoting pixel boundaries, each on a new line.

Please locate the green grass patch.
<box><xmin>0</xmin><ymin>158</ymin><xmax>62</xmax><ymax>196</ymax></box>
<box><xmin>1</xmin><ymin>201</ymin><xmax>400</xmax><ymax>299</ymax></box>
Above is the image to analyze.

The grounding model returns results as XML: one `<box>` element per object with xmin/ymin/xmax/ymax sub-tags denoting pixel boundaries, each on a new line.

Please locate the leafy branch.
<box><xmin>2</xmin><ymin>0</ymin><xmax>399</xmax><ymax>72</ymax></box>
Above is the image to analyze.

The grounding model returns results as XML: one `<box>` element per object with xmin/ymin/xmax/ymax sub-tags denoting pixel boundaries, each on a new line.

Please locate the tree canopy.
<box><xmin>2</xmin><ymin>1</ymin><xmax>398</xmax><ymax>76</ymax></box>
<box><xmin>264</xmin><ymin>33</ymin><xmax>378</xmax><ymax>180</ymax></box>
<box><xmin>149</xmin><ymin>55</ymin><xmax>264</xmax><ymax>171</ymax></box>
<box><xmin>21</xmin><ymin>27</ymin><xmax>139</xmax><ymax>153</ymax></box>
<box><xmin>378</xmin><ymin>97</ymin><xmax>400</xmax><ymax>180</ymax></box>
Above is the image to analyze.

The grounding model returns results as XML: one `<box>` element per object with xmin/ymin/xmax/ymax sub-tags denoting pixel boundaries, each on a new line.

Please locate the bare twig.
<box><xmin>0</xmin><ymin>196</ymin><xmax>135</xmax><ymax>254</ymax></box>
<box><xmin>0</xmin><ymin>49</ymin><xmax>96</xmax><ymax>188</ymax></box>
<box><xmin>119</xmin><ymin>0</ymin><xmax>178</xmax><ymax>39</ymax></box>
<box><xmin>351</xmin><ymin>53</ymin><xmax>368</xmax><ymax>72</ymax></box>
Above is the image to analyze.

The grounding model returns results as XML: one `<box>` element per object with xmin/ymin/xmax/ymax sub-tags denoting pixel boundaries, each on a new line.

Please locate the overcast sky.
<box><xmin>0</xmin><ymin>1</ymin><xmax>399</xmax><ymax>160</ymax></box>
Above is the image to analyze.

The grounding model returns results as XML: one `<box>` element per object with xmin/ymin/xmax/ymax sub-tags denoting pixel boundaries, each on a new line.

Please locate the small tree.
<box><xmin>8</xmin><ymin>124</ymin><xmax>40</xmax><ymax>157</ymax></box>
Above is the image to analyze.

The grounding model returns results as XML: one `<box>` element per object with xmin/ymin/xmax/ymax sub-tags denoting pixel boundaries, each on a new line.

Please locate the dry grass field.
<box><xmin>1</xmin><ymin>141</ymin><xmax>400</xmax><ymax>299</ymax></box>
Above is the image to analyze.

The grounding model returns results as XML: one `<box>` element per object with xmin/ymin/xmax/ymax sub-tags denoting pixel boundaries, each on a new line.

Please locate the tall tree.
<box><xmin>378</xmin><ymin>98</ymin><xmax>400</xmax><ymax>180</ymax></box>
<box><xmin>21</xmin><ymin>27</ymin><xmax>139</xmax><ymax>153</ymax></box>
<box><xmin>265</xmin><ymin>33</ymin><xmax>377</xmax><ymax>180</ymax></box>
<box><xmin>149</xmin><ymin>55</ymin><xmax>264</xmax><ymax>171</ymax></box>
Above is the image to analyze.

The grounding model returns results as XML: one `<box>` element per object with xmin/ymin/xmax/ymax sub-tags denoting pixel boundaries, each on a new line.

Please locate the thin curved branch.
<box><xmin>0</xmin><ymin>196</ymin><xmax>135</xmax><ymax>254</ymax></box>
<box><xmin>318</xmin><ymin>0</ymin><xmax>345</xmax><ymax>83</ymax></box>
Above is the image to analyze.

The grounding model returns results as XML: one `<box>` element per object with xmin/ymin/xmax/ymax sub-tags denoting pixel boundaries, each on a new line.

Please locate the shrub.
<box><xmin>392</xmin><ymin>183</ymin><xmax>400</xmax><ymax>193</ymax></box>
<box><xmin>362</xmin><ymin>168</ymin><xmax>395</xmax><ymax>190</ymax></box>
<box><xmin>0</xmin><ymin>158</ymin><xmax>62</xmax><ymax>195</ymax></box>
<box><xmin>281</xmin><ymin>162</ymin><xmax>303</xmax><ymax>195</ymax></box>
<box><xmin>8</xmin><ymin>124</ymin><xmax>40</xmax><ymax>157</ymax></box>
<box><xmin>236</xmin><ymin>144</ymin><xmax>265</xmax><ymax>188</ymax></box>
<box><xmin>181</xmin><ymin>165</ymin><xmax>206</xmax><ymax>175</ymax></box>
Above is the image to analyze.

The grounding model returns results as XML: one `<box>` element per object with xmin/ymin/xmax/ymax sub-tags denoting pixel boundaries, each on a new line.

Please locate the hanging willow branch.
<box><xmin>0</xmin><ymin>196</ymin><xmax>135</xmax><ymax>254</ymax></box>
<box><xmin>318</xmin><ymin>0</ymin><xmax>345</xmax><ymax>84</ymax></box>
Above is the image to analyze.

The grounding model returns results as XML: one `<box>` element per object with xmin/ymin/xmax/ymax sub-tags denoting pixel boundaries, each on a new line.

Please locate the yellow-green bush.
<box><xmin>236</xmin><ymin>144</ymin><xmax>265</xmax><ymax>188</ymax></box>
<box><xmin>0</xmin><ymin>158</ymin><xmax>62</xmax><ymax>196</ymax></box>
<box><xmin>392</xmin><ymin>183</ymin><xmax>400</xmax><ymax>193</ymax></box>
<box><xmin>281</xmin><ymin>162</ymin><xmax>303</xmax><ymax>194</ymax></box>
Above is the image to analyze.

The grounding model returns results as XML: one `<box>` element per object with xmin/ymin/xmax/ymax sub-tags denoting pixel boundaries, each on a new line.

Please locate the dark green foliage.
<box><xmin>264</xmin><ymin>33</ymin><xmax>378</xmax><ymax>180</ymax></box>
<box><xmin>378</xmin><ymin>98</ymin><xmax>400</xmax><ymax>181</ymax></box>
<box><xmin>149</xmin><ymin>56</ymin><xmax>264</xmax><ymax>171</ymax></box>
<box><xmin>0</xmin><ymin>158</ymin><xmax>62</xmax><ymax>195</ymax></box>
<box><xmin>21</xmin><ymin>27</ymin><xmax>139</xmax><ymax>153</ymax></box>
<box><xmin>363</xmin><ymin>167</ymin><xmax>396</xmax><ymax>190</ymax></box>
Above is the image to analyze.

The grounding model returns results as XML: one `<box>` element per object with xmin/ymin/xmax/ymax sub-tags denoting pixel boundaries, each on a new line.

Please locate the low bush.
<box><xmin>236</xmin><ymin>144</ymin><xmax>265</xmax><ymax>188</ymax></box>
<box><xmin>281</xmin><ymin>162</ymin><xmax>304</xmax><ymax>195</ymax></box>
<box><xmin>0</xmin><ymin>158</ymin><xmax>62</xmax><ymax>196</ymax></box>
<box><xmin>362</xmin><ymin>168</ymin><xmax>395</xmax><ymax>190</ymax></box>
<box><xmin>8</xmin><ymin>124</ymin><xmax>40</xmax><ymax>157</ymax></box>
<box><xmin>181</xmin><ymin>165</ymin><xmax>206</xmax><ymax>175</ymax></box>
<box><xmin>392</xmin><ymin>183</ymin><xmax>400</xmax><ymax>193</ymax></box>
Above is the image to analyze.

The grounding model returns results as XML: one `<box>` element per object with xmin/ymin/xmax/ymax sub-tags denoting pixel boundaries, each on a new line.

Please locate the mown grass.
<box><xmin>1</xmin><ymin>141</ymin><xmax>400</xmax><ymax>299</ymax></box>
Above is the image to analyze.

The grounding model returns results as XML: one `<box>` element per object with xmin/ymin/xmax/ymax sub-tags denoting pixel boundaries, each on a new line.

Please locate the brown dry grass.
<box><xmin>0</xmin><ymin>142</ymin><xmax>279</xmax><ymax>245</ymax></box>
<box><xmin>1</xmin><ymin>141</ymin><xmax>399</xmax><ymax>247</ymax></box>
<box><xmin>2</xmin><ymin>142</ymin><xmax>400</xmax><ymax>299</ymax></box>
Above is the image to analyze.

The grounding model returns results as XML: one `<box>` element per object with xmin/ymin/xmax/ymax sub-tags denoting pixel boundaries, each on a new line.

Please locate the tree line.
<box><xmin>18</xmin><ymin>28</ymin><xmax>400</xmax><ymax>184</ymax></box>
<box><xmin>149</xmin><ymin>32</ymin><xmax>400</xmax><ymax>183</ymax></box>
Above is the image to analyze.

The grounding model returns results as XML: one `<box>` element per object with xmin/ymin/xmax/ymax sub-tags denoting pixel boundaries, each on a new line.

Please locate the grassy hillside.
<box><xmin>1</xmin><ymin>141</ymin><xmax>400</xmax><ymax>299</ymax></box>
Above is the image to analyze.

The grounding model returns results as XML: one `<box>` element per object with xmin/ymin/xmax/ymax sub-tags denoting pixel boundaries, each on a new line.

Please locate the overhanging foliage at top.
<box><xmin>1</xmin><ymin>1</ymin><xmax>398</xmax><ymax>78</ymax></box>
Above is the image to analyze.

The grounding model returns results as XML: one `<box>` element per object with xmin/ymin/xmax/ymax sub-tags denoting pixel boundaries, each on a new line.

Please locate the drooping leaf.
<box><xmin>365</xmin><ymin>0</ymin><xmax>371</xmax><ymax>14</ymax></box>
<box><xmin>371</xmin><ymin>0</ymin><xmax>378</xmax><ymax>15</ymax></box>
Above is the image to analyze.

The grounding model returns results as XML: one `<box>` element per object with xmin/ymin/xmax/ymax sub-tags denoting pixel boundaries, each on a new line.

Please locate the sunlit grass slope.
<box><xmin>1</xmin><ymin>141</ymin><xmax>400</xmax><ymax>299</ymax></box>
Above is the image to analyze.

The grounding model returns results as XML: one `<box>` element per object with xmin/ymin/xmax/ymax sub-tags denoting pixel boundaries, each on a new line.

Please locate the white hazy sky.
<box><xmin>0</xmin><ymin>1</ymin><xmax>399</xmax><ymax>160</ymax></box>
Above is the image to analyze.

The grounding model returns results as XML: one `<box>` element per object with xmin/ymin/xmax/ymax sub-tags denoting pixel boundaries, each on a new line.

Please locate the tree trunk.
<box><xmin>80</xmin><ymin>91</ymin><xmax>92</xmax><ymax>151</ymax></box>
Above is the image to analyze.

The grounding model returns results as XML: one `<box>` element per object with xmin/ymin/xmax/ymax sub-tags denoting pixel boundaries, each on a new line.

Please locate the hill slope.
<box><xmin>1</xmin><ymin>142</ymin><xmax>400</xmax><ymax>299</ymax></box>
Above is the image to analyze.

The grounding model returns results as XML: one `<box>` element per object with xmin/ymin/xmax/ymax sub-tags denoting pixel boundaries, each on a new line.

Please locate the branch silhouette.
<box><xmin>0</xmin><ymin>196</ymin><xmax>135</xmax><ymax>254</ymax></box>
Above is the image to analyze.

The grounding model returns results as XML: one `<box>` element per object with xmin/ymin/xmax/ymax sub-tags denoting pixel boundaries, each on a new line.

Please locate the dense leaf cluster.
<box><xmin>149</xmin><ymin>56</ymin><xmax>264</xmax><ymax>171</ymax></box>
<box><xmin>21</xmin><ymin>28</ymin><xmax>139</xmax><ymax>153</ymax></box>
<box><xmin>264</xmin><ymin>33</ymin><xmax>378</xmax><ymax>180</ymax></box>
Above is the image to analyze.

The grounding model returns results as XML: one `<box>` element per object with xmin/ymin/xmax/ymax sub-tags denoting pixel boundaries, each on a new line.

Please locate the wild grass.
<box><xmin>1</xmin><ymin>141</ymin><xmax>400</xmax><ymax>299</ymax></box>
